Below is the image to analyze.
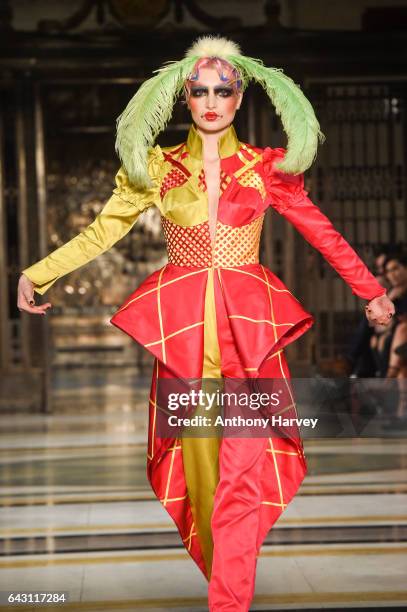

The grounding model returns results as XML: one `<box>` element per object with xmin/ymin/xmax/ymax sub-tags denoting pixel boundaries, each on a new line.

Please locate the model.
<box><xmin>18</xmin><ymin>36</ymin><xmax>395</xmax><ymax>611</ymax></box>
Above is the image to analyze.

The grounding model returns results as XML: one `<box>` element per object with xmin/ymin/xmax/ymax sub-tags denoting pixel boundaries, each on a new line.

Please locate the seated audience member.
<box><xmin>383</xmin><ymin>251</ymin><xmax>407</xmax><ymax>302</ymax></box>
<box><xmin>343</xmin><ymin>246</ymin><xmax>391</xmax><ymax>377</ymax></box>
<box><xmin>382</xmin><ymin>294</ymin><xmax>407</xmax><ymax>428</ymax></box>
<box><xmin>370</xmin><ymin>251</ymin><xmax>407</xmax><ymax>377</ymax></box>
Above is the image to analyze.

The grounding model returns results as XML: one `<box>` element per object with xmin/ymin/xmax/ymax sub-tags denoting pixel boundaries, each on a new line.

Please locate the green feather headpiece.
<box><xmin>115</xmin><ymin>35</ymin><xmax>325</xmax><ymax>189</ymax></box>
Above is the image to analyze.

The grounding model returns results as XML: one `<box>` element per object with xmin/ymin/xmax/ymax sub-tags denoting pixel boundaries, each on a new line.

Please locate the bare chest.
<box><xmin>203</xmin><ymin>159</ymin><xmax>221</xmax><ymax>246</ymax></box>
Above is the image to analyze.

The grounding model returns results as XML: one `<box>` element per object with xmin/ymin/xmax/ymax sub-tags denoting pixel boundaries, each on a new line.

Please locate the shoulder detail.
<box><xmin>112</xmin><ymin>145</ymin><xmax>163</xmax><ymax>211</ymax></box>
<box><xmin>262</xmin><ymin>146</ymin><xmax>308</xmax><ymax>213</ymax></box>
<box><xmin>160</xmin><ymin>142</ymin><xmax>187</xmax><ymax>161</ymax></box>
<box><xmin>150</xmin><ymin>143</ymin><xmax>165</xmax><ymax>158</ymax></box>
<box><xmin>147</xmin><ymin>144</ymin><xmax>165</xmax><ymax>180</ymax></box>
<box><xmin>240</xmin><ymin>142</ymin><xmax>264</xmax><ymax>157</ymax></box>
<box><xmin>262</xmin><ymin>146</ymin><xmax>286</xmax><ymax>164</ymax></box>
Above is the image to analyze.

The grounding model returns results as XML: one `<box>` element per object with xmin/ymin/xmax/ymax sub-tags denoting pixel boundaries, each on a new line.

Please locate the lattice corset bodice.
<box><xmin>161</xmin><ymin>214</ymin><xmax>265</xmax><ymax>267</ymax></box>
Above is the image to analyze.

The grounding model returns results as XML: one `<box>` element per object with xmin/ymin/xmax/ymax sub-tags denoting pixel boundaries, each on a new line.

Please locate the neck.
<box><xmin>196</xmin><ymin>125</ymin><xmax>230</xmax><ymax>162</ymax></box>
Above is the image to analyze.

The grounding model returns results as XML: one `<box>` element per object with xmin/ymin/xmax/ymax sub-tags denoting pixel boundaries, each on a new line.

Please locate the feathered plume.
<box><xmin>185</xmin><ymin>35</ymin><xmax>241</xmax><ymax>59</ymax></box>
<box><xmin>115</xmin><ymin>35</ymin><xmax>324</xmax><ymax>187</ymax></box>
<box><xmin>226</xmin><ymin>55</ymin><xmax>325</xmax><ymax>174</ymax></box>
<box><xmin>115</xmin><ymin>56</ymin><xmax>196</xmax><ymax>188</ymax></box>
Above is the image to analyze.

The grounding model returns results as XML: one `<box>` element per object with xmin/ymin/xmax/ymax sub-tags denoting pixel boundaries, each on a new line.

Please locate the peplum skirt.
<box><xmin>110</xmin><ymin>262</ymin><xmax>312</xmax><ymax>609</ymax></box>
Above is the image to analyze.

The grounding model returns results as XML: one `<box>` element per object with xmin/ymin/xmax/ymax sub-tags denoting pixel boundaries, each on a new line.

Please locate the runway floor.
<box><xmin>0</xmin><ymin>373</ymin><xmax>406</xmax><ymax>611</ymax></box>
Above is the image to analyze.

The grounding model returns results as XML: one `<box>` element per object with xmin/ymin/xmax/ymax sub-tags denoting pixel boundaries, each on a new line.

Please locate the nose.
<box><xmin>206</xmin><ymin>89</ymin><xmax>217</xmax><ymax>109</ymax></box>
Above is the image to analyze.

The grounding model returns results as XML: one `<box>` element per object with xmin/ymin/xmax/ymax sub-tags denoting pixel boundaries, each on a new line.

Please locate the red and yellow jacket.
<box><xmin>22</xmin><ymin>123</ymin><xmax>386</xmax><ymax>378</ymax></box>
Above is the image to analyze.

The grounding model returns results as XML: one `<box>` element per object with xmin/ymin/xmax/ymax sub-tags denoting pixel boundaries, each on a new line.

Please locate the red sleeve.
<box><xmin>262</xmin><ymin>147</ymin><xmax>387</xmax><ymax>301</ymax></box>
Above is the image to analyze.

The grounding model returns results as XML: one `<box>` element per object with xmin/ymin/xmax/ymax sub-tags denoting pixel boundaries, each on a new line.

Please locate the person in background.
<box><xmin>374</xmin><ymin>245</ymin><xmax>393</xmax><ymax>286</ymax></box>
<box><xmin>383</xmin><ymin>290</ymin><xmax>407</xmax><ymax>430</ymax></box>
<box><xmin>383</xmin><ymin>251</ymin><xmax>407</xmax><ymax>303</ymax></box>
<box><xmin>370</xmin><ymin>252</ymin><xmax>407</xmax><ymax>378</ymax></box>
<box><xmin>366</xmin><ymin>252</ymin><xmax>407</xmax><ymax>429</ymax></box>
<box><xmin>342</xmin><ymin>246</ymin><xmax>392</xmax><ymax>378</ymax></box>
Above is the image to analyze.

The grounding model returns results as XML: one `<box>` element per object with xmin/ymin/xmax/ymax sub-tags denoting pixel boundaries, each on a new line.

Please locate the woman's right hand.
<box><xmin>17</xmin><ymin>274</ymin><xmax>52</xmax><ymax>315</ymax></box>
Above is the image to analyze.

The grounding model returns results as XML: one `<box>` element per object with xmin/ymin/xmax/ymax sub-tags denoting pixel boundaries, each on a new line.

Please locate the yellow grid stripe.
<box><xmin>266</xmin><ymin>449</ymin><xmax>300</xmax><ymax>456</ymax></box>
<box><xmin>261</xmin><ymin>499</ymin><xmax>288</xmax><ymax>508</ymax></box>
<box><xmin>241</xmin><ymin>143</ymin><xmax>259</xmax><ymax>159</ymax></box>
<box><xmin>228</xmin><ymin>314</ymin><xmax>294</xmax><ymax>328</ymax></box>
<box><xmin>157</xmin><ymin>266</ymin><xmax>166</xmax><ymax>363</ymax></box>
<box><xmin>218</xmin><ymin>266</ymin><xmax>292</xmax><ymax>293</ymax></box>
<box><xmin>234</xmin><ymin>152</ymin><xmax>263</xmax><ymax>178</ymax></box>
<box><xmin>114</xmin><ymin>268</ymin><xmax>210</xmax><ymax>314</ymax></box>
<box><xmin>236</xmin><ymin>149</ymin><xmax>249</xmax><ymax>165</ymax></box>
<box><xmin>266</xmin><ymin>349</ymin><xmax>283</xmax><ymax>361</ymax></box>
<box><xmin>162</xmin><ymin>440</ymin><xmax>177</xmax><ymax>506</ymax></box>
<box><xmin>268</xmin><ymin>437</ymin><xmax>286</xmax><ymax>509</ymax></box>
<box><xmin>145</xmin><ymin>321</ymin><xmax>205</xmax><ymax>348</ymax></box>
<box><xmin>160</xmin><ymin>494</ymin><xmax>188</xmax><ymax>505</ymax></box>
<box><xmin>260</xmin><ymin>263</ymin><xmax>287</xmax><ymax>509</ymax></box>
<box><xmin>183</xmin><ymin>522</ymin><xmax>197</xmax><ymax>551</ymax></box>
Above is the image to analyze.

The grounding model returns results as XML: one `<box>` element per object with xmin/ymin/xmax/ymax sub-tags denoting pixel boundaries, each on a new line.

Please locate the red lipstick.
<box><xmin>204</xmin><ymin>112</ymin><xmax>220</xmax><ymax>121</ymax></box>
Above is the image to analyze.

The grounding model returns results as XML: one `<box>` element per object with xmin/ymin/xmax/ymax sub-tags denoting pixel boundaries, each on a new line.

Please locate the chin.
<box><xmin>194</xmin><ymin>118</ymin><xmax>233</xmax><ymax>132</ymax></box>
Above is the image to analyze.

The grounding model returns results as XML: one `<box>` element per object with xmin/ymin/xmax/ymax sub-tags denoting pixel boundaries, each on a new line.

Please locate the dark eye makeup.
<box><xmin>190</xmin><ymin>86</ymin><xmax>234</xmax><ymax>98</ymax></box>
<box><xmin>216</xmin><ymin>86</ymin><xmax>234</xmax><ymax>97</ymax></box>
<box><xmin>189</xmin><ymin>87</ymin><xmax>207</xmax><ymax>97</ymax></box>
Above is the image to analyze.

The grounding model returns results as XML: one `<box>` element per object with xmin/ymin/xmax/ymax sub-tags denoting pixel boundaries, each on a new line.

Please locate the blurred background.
<box><xmin>0</xmin><ymin>1</ymin><xmax>407</xmax><ymax>610</ymax></box>
<box><xmin>1</xmin><ymin>0</ymin><xmax>406</xmax><ymax>411</ymax></box>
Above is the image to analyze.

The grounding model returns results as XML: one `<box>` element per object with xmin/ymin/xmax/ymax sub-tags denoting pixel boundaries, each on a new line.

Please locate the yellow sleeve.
<box><xmin>21</xmin><ymin>146</ymin><xmax>163</xmax><ymax>295</ymax></box>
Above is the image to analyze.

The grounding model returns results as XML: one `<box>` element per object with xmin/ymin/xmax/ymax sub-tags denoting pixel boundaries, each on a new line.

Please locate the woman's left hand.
<box><xmin>365</xmin><ymin>294</ymin><xmax>395</xmax><ymax>326</ymax></box>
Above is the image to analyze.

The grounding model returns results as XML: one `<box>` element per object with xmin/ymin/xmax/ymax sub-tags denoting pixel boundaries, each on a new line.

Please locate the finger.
<box><xmin>20</xmin><ymin>308</ymin><xmax>48</xmax><ymax>315</ymax></box>
<box><xmin>19</xmin><ymin>294</ymin><xmax>34</xmax><ymax>309</ymax></box>
<box><xmin>18</xmin><ymin>303</ymin><xmax>52</xmax><ymax>315</ymax></box>
<box><xmin>20</xmin><ymin>295</ymin><xmax>35</xmax><ymax>307</ymax></box>
<box><xmin>19</xmin><ymin>306</ymin><xmax>47</xmax><ymax>314</ymax></box>
<box><xmin>23</xmin><ymin>290</ymin><xmax>35</xmax><ymax>305</ymax></box>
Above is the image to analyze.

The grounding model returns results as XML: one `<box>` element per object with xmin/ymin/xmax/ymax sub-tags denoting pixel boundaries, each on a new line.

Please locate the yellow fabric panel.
<box><xmin>181</xmin><ymin>267</ymin><xmax>223</xmax><ymax>579</ymax></box>
<box><xmin>158</xmin><ymin>123</ymin><xmax>241</xmax><ymax>227</ymax></box>
<box><xmin>21</xmin><ymin>146</ymin><xmax>163</xmax><ymax>295</ymax></box>
<box><xmin>185</xmin><ymin>122</ymin><xmax>240</xmax><ymax>160</ymax></box>
<box><xmin>160</xmin><ymin>184</ymin><xmax>208</xmax><ymax>227</ymax></box>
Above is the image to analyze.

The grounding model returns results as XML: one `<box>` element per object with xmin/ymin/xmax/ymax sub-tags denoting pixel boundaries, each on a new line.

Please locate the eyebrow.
<box><xmin>190</xmin><ymin>84</ymin><xmax>234</xmax><ymax>90</ymax></box>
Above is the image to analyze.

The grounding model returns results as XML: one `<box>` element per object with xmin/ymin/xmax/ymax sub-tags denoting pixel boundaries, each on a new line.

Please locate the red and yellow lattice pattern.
<box><xmin>213</xmin><ymin>215</ymin><xmax>264</xmax><ymax>267</ymax></box>
<box><xmin>220</xmin><ymin>169</ymin><xmax>232</xmax><ymax>195</ymax></box>
<box><xmin>237</xmin><ymin>169</ymin><xmax>267</xmax><ymax>201</ymax></box>
<box><xmin>160</xmin><ymin>168</ymin><xmax>188</xmax><ymax>199</ymax></box>
<box><xmin>161</xmin><ymin>215</ymin><xmax>264</xmax><ymax>267</ymax></box>
<box><xmin>197</xmin><ymin>169</ymin><xmax>207</xmax><ymax>192</ymax></box>
<box><xmin>161</xmin><ymin>217</ymin><xmax>213</xmax><ymax>267</ymax></box>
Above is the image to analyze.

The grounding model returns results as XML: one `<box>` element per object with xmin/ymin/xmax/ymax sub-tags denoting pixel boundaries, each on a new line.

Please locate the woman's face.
<box><xmin>186</xmin><ymin>67</ymin><xmax>242</xmax><ymax>133</ymax></box>
<box><xmin>385</xmin><ymin>259</ymin><xmax>407</xmax><ymax>288</ymax></box>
